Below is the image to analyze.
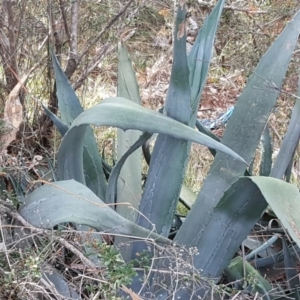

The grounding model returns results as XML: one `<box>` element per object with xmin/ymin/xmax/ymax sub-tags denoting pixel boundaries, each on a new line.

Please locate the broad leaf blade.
<box><xmin>175</xmin><ymin>8</ymin><xmax>300</xmax><ymax>285</ymax></box>
<box><xmin>250</xmin><ymin>176</ymin><xmax>300</xmax><ymax>249</ymax></box>
<box><xmin>282</xmin><ymin>237</ymin><xmax>300</xmax><ymax>289</ymax></box>
<box><xmin>116</xmin><ymin>43</ymin><xmax>142</xmax><ymax>221</ymax></box>
<box><xmin>137</xmin><ymin>0</ymin><xmax>224</xmax><ymax>239</ymax></box>
<box><xmin>19</xmin><ymin>180</ymin><xmax>169</xmax><ymax>243</ymax></box>
<box><xmin>42</xmin><ymin>103</ymin><xmax>69</xmax><ymax>136</ymax></box>
<box><xmin>42</xmin><ymin>267</ymin><xmax>81</xmax><ymax>299</ymax></box>
<box><xmin>137</xmin><ymin>1</ymin><xmax>191</xmax><ymax>238</ymax></box>
<box><xmin>188</xmin><ymin>0</ymin><xmax>225</xmax><ymax>108</ymax></box>
<box><xmin>58</xmin><ymin>98</ymin><xmax>246</xmax><ymax>188</ymax></box>
<box><xmin>51</xmin><ymin>49</ymin><xmax>107</xmax><ymax>199</ymax></box>
<box><xmin>225</xmin><ymin>256</ymin><xmax>273</xmax><ymax>299</ymax></box>
<box><xmin>270</xmin><ymin>74</ymin><xmax>300</xmax><ymax>178</ymax></box>
<box><xmin>154</xmin><ymin>177</ymin><xmax>267</xmax><ymax>299</ymax></box>
<box><xmin>51</xmin><ymin>49</ymin><xmax>83</xmax><ymax>125</ymax></box>
<box><xmin>260</xmin><ymin>125</ymin><xmax>272</xmax><ymax>176</ymax></box>
<box><xmin>106</xmin><ymin>132</ymin><xmax>152</xmax><ymax>205</ymax></box>
<box><xmin>179</xmin><ymin>184</ymin><xmax>197</xmax><ymax>209</ymax></box>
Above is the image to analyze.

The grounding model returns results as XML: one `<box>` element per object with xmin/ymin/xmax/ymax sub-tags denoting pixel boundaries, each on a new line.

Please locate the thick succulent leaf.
<box><xmin>154</xmin><ymin>176</ymin><xmax>268</xmax><ymax>299</ymax></box>
<box><xmin>19</xmin><ymin>180</ymin><xmax>170</xmax><ymax>244</ymax></box>
<box><xmin>141</xmin><ymin>140</ymin><xmax>197</xmax><ymax>210</ymax></box>
<box><xmin>177</xmin><ymin>177</ymin><xmax>267</xmax><ymax>279</ymax></box>
<box><xmin>51</xmin><ymin>49</ymin><xmax>83</xmax><ymax>125</ymax></box>
<box><xmin>175</xmin><ymin>8</ymin><xmax>300</xmax><ymax>286</ymax></box>
<box><xmin>270</xmin><ymin>76</ymin><xmax>300</xmax><ymax>178</ymax></box>
<box><xmin>52</xmin><ymin>49</ymin><xmax>107</xmax><ymax>199</ymax></box>
<box><xmin>58</xmin><ymin>98</ymin><xmax>246</xmax><ymax>187</ymax></box>
<box><xmin>195</xmin><ymin>119</ymin><xmax>220</xmax><ymax>156</ymax></box>
<box><xmin>225</xmin><ymin>256</ymin><xmax>273</xmax><ymax>299</ymax></box>
<box><xmin>179</xmin><ymin>184</ymin><xmax>197</xmax><ymax>209</ymax></box>
<box><xmin>285</xmin><ymin>155</ymin><xmax>294</xmax><ymax>183</ymax></box>
<box><xmin>136</xmin><ymin>1</ymin><xmax>191</xmax><ymax>239</ymax></box>
<box><xmin>260</xmin><ymin>125</ymin><xmax>272</xmax><ymax>176</ymax></box>
<box><xmin>136</xmin><ymin>0</ymin><xmax>224</xmax><ymax>240</ymax></box>
<box><xmin>171</xmin><ymin>176</ymin><xmax>300</xmax><ymax>298</ymax></box>
<box><xmin>282</xmin><ymin>237</ymin><xmax>299</xmax><ymax>289</ymax></box>
<box><xmin>116</xmin><ymin>43</ymin><xmax>142</xmax><ymax>221</ymax></box>
<box><xmin>106</xmin><ymin>132</ymin><xmax>152</xmax><ymax>205</ymax></box>
<box><xmin>249</xmin><ymin>176</ymin><xmax>300</xmax><ymax>249</ymax></box>
<box><xmin>42</xmin><ymin>267</ymin><xmax>81</xmax><ymax>299</ymax></box>
<box><xmin>42</xmin><ymin>103</ymin><xmax>68</xmax><ymax>136</ymax></box>
<box><xmin>188</xmin><ymin>0</ymin><xmax>225</xmax><ymax>108</ymax></box>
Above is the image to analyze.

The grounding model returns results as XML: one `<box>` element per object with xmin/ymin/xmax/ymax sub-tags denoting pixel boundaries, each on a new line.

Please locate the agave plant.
<box><xmin>15</xmin><ymin>0</ymin><xmax>300</xmax><ymax>299</ymax></box>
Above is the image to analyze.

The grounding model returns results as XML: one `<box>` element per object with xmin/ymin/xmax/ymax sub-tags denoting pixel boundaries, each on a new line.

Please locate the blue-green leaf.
<box><xmin>116</xmin><ymin>43</ymin><xmax>142</xmax><ymax>221</ymax></box>
<box><xmin>175</xmin><ymin>9</ymin><xmax>300</xmax><ymax>287</ymax></box>
<box><xmin>58</xmin><ymin>98</ymin><xmax>246</xmax><ymax>188</ymax></box>
<box><xmin>19</xmin><ymin>180</ymin><xmax>170</xmax><ymax>243</ymax></box>
<box><xmin>51</xmin><ymin>49</ymin><xmax>107</xmax><ymax>199</ymax></box>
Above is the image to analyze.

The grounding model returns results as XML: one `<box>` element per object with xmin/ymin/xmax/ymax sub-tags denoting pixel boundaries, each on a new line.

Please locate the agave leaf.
<box><xmin>195</xmin><ymin>118</ymin><xmax>220</xmax><ymax>156</ymax></box>
<box><xmin>249</xmin><ymin>177</ymin><xmax>300</xmax><ymax>249</ymax></box>
<box><xmin>154</xmin><ymin>176</ymin><xmax>268</xmax><ymax>299</ymax></box>
<box><xmin>270</xmin><ymin>75</ymin><xmax>300</xmax><ymax>178</ymax></box>
<box><xmin>42</xmin><ymin>267</ymin><xmax>81</xmax><ymax>299</ymax></box>
<box><xmin>175</xmin><ymin>8</ymin><xmax>300</xmax><ymax>287</ymax></box>
<box><xmin>42</xmin><ymin>103</ymin><xmax>69</xmax><ymax>136</ymax></box>
<box><xmin>170</xmin><ymin>176</ymin><xmax>300</xmax><ymax>299</ymax></box>
<box><xmin>51</xmin><ymin>49</ymin><xmax>107</xmax><ymax>200</ymax></box>
<box><xmin>58</xmin><ymin>97</ymin><xmax>246</xmax><ymax>187</ymax></box>
<box><xmin>51</xmin><ymin>49</ymin><xmax>83</xmax><ymax>125</ymax></box>
<box><xmin>19</xmin><ymin>180</ymin><xmax>169</xmax><ymax>244</ymax></box>
<box><xmin>179</xmin><ymin>184</ymin><xmax>197</xmax><ymax>209</ymax></box>
<box><xmin>141</xmin><ymin>139</ymin><xmax>196</xmax><ymax>210</ymax></box>
<box><xmin>188</xmin><ymin>0</ymin><xmax>225</xmax><ymax>108</ymax></box>
<box><xmin>285</xmin><ymin>155</ymin><xmax>294</xmax><ymax>183</ymax></box>
<box><xmin>136</xmin><ymin>2</ymin><xmax>191</xmax><ymax>239</ymax></box>
<box><xmin>224</xmin><ymin>256</ymin><xmax>273</xmax><ymax>299</ymax></box>
<box><xmin>137</xmin><ymin>0</ymin><xmax>225</xmax><ymax>240</ymax></box>
<box><xmin>106</xmin><ymin>132</ymin><xmax>152</xmax><ymax>205</ymax></box>
<box><xmin>116</xmin><ymin>43</ymin><xmax>142</xmax><ymax>221</ymax></box>
<box><xmin>260</xmin><ymin>125</ymin><xmax>272</xmax><ymax>176</ymax></box>
<box><xmin>282</xmin><ymin>237</ymin><xmax>299</xmax><ymax>289</ymax></box>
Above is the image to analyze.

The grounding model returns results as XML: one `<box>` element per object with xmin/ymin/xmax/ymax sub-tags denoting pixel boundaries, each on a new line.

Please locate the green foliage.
<box><xmin>96</xmin><ymin>242</ymin><xmax>137</xmax><ymax>296</ymax></box>
<box><xmin>15</xmin><ymin>1</ymin><xmax>300</xmax><ymax>299</ymax></box>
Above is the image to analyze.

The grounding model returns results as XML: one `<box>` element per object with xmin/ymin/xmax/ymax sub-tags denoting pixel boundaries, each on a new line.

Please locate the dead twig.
<box><xmin>79</xmin><ymin>0</ymin><xmax>135</xmax><ymax>63</ymax></box>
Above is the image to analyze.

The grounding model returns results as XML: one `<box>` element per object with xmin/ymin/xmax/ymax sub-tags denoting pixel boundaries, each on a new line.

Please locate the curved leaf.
<box><xmin>116</xmin><ymin>43</ymin><xmax>142</xmax><ymax>221</ymax></box>
<box><xmin>19</xmin><ymin>180</ymin><xmax>170</xmax><ymax>244</ymax></box>
<box><xmin>52</xmin><ymin>49</ymin><xmax>107</xmax><ymax>200</ymax></box>
<box><xmin>42</xmin><ymin>103</ymin><xmax>69</xmax><ymax>136</ymax></box>
<box><xmin>188</xmin><ymin>0</ymin><xmax>225</xmax><ymax>107</ymax></box>
<box><xmin>282</xmin><ymin>237</ymin><xmax>300</xmax><ymax>289</ymax></box>
<box><xmin>42</xmin><ymin>267</ymin><xmax>81</xmax><ymax>299</ymax></box>
<box><xmin>224</xmin><ymin>256</ymin><xmax>273</xmax><ymax>299</ymax></box>
<box><xmin>106</xmin><ymin>132</ymin><xmax>152</xmax><ymax>205</ymax></box>
<box><xmin>58</xmin><ymin>98</ymin><xmax>246</xmax><ymax>186</ymax></box>
<box><xmin>270</xmin><ymin>74</ymin><xmax>300</xmax><ymax>178</ymax></box>
<box><xmin>137</xmin><ymin>0</ymin><xmax>225</xmax><ymax>242</ymax></box>
<box><xmin>175</xmin><ymin>9</ymin><xmax>300</xmax><ymax>291</ymax></box>
<box><xmin>137</xmin><ymin>1</ymin><xmax>191</xmax><ymax>240</ymax></box>
<box><xmin>249</xmin><ymin>176</ymin><xmax>300</xmax><ymax>248</ymax></box>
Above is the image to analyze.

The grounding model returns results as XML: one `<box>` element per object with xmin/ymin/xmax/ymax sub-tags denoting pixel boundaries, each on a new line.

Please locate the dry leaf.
<box><xmin>0</xmin><ymin>63</ymin><xmax>40</xmax><ymax>153</ymax></box>
<box><xmin>121</xmin><ymin>285</ymin><xmax>142</xmax><ymax>300</ymax></box>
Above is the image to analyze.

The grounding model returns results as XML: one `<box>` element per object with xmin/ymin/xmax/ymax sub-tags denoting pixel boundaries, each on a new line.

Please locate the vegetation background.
<box><xmin>0</xmin><ymin>0</ymin><xmax>300</xmax><ymax>299</ymax></box>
